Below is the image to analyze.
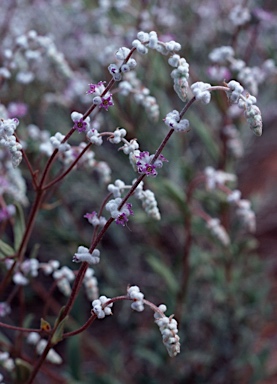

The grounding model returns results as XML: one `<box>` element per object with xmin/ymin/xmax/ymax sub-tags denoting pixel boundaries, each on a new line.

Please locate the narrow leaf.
<box><xmin>146</xmin><ymin>254</ymin><xmax>178</xmax><ymax>293</ymax></box>
<box><xmin>13</xmin><ymin>202</ymin><xmax>26</xmax><ymax>251</ymax></box>
<box><xmin>0</xmin><ymin>239</ymin><xmax>15</xmax><ymax>258</ymax></box>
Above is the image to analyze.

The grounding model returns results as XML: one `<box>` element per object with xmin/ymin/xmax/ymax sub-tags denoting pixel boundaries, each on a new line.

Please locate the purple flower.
<box><xmin>136</xmin><ymin>151</ymin><xmax>168</xmax><ymax>177</ymax></box>
<box><xmin>87</xmin><ymin>81</ymin><xmax>106</xmax><ymax>94</ymax></box>
<box><xmin>99</xmin><ymin>95</ymin><xmax>114</xmax><ymax>111</ymax></box>
<box><xmin>116</xmin><ymin>203</ymin><xmax>134</xmax><ymax>226</ymax></box>
<box><xmin>73</xmin><ymin>118</ymin><xmax>88</xmax><ymax>133</ymax></box>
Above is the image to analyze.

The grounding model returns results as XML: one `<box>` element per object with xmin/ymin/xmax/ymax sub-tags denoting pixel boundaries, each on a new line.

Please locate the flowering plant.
<box><xmin>0</xmin><ymin>1</ymin><xmax>275</xmax><ymax>383</ymax></box>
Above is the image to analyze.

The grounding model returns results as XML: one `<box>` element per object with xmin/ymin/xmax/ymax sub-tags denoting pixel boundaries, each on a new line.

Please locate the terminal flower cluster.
<box><xmin>72</xmin><ymin>246</ymin><xmax>101</xmax><ymax>265</ymax></box>
<box><xmin>127</xmin><ymin>285</ymin><xmax>144</xmax><ymax>312</ymax></box>
<box><xmin>118</xmin><ymin>72</ymin><xmax>160</xmax><ymax>121</ymax></box>
<box><xmin>92</xmin><ymin>295</ymin><xmax>113</xmax><ymax>319</ymax></box>
<box><xmin>0</xmin><ymin>117</ymin><xmax>22</xmax><ymax>167</ymax></box>
<box><xmin>204</xmin><ymin>166</ymin><xmax>236</xmax><ymax>190</ymax></box>
<box><xmin>206</xmin><ymin>218</ymin><xmax>230</xmax><ymax>246</ymax></box>
<box><xmin>154</xmin><ymin>304</ymin><xmax>180</xmax><ymax>357</ymax></box>
<box><xmin>27</xmin><ymin>332</ymin><xmax>62</xmax><ymax>364</ymax></box>
<box><xmin>227</xmin><ymin>190</ymin><xmax>256</xmax><ymax>232</ymax></box>
<box><xmin>83</xmin><ymin>268</ymin><xmax>99</xmax><ymax>301</ymax></box>
<box><xmin>53</xmin><ymin>266</ymin><xmax>75</xmax><ymax>296</ymax></box>
<box><xmin>226</xmin><ymin>80</ymin><xmax>263</xmax><ymax>136</ymax></box>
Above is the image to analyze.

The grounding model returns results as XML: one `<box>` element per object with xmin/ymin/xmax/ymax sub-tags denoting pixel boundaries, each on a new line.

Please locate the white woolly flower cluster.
<box><xmin>132</xmin><ymin>31</ymin><xmax>181</xmax><ymax>55</ymax></box>
<box><xmin>27</xmin><ymin>332</ymin><xmax>62</xmax><ymax>364</ymax></box>
<box><xmin>1</xmin><ymin>30</ymin><xmax>72</xmax><ymax>84</ymax></box>
<box><xmin>0</xmin><ymin>118</ymin><xmax>22</xmax><ymax>167</ymax></box>
<box><xmin>105</xmin><ymin>197</ymin><xmax>133</xmax><ymax>226</ymax></box>
<box><xmin>63</xmin><ymin>142</ymin><xmax>96</xmax><ymax>169</ymax></box>
<box><xmin>204</xmin><ymin>166</ymin><xmax>236</xmax><ymax>190</ymax></box>
<box><xmin>223</xmin><ymin>124</ymin><xmax>243</xmax><ymax>158</ymax></box>
<box><xmin>206</xmin><ymin>218</ymin><xmax>230</xmax><ymax>246</ymax></box>
<box><xmin>226</xmin><ymin>80</ymin><xmax>262</xmax><ymax>136</ymax></box>
<box><xmin>127</xmin><ymin>285</ymin><xmax>144</xmax><ymax>312</ymax></box>
<box><xmin>190</xmin><ymin>82</ymin><xmax>212</xmax><ymax>104</ymax></box>
<box><xmin>84</xmin><ymin>211</ymin><xmax>107</xmax><ymax>227</ymax></box>
<box><xmin>164</xmin><ymin>110</ymin><xmax>190</xmax><ymax>132</ymax></box>
<box><xmin>53</xmin><ymin>266</ymin><xmax>75</xmax><ymax>296</ymax></box>
<box><xmin>131</xmin><ymin>31</ymin><xmax>186</xmax><ymax>102</ymax></box>
<box><xmin>50</xmin><ymin>132</ymin><xmax>71</xmax><ymax>152</ymax></box>
<box><xmin>72</xmin><ymin>246</ymin><xmax>100</xmax><ymax>265</ymax></box>
<box><xmin>0</xmin><ymin>351</ymin><xmax>15</xmax><ymax>371</ymax></box>
<box><xmin>108</xmin><ymin>46</ymin><xmax>137</xmax><ymax>81</ymax></box>
<box><xmin>168</xmin><ymin>54</ymin><xmax>189</xmax><ymax>102</ymax></box>
<box><xmin>118</xmin><ymin>72</ymin><xmax>159</xmax><ymax>121</ymax></box>
<box><xmin>92</xmin><ymin>295</ymin><xmax>113</xmax><ymax>319</ymax></box>
<box><xmin>229</xmin><ymin>4</ymin><xmax>251</xmax><ymax>27</ymax></box>
<box><xmin>108</xmin><ymin>128</ymin><xmax>127</xmax><ymax>144</ymax></box>
<box><xmin>209</xmin><ymin>46</ymin><xmax>235</xmax><ymax>64</ymax></box>
<box><xmin>154</xmin><ymin>304</ymin><xmax>180</xmax><ymax>357</ymax></box>
<box><xmin>39</xmin><ymin>259</ymin><xmax>60</xmax><ymax>275</ymax></box>
<box><xmin>83</xmin><ymin>268</ymin><xmax>99</xmax><ymax>301</ymax></box>
<box><xmin>134</xmin><ymin>180</ymin><xmax>161</xmax><ymax>220</ymax></box>
<box><xmin>108</xmin><ymin>179</ymin><xmax>126</xmax><ymax>198</ymax></box>
<box><xmin>86</xmin><ymin>129</ymin><xmax>103</xmax><ymax>146</ymax></box>
<box><xmin>5</xmin><ymin>258</ymin><xmax>39</xmax><ymax>286</ymax></box>
<box><xmin>227</xmin><ymin>190</ymin><xmax>256</xmax><ymax>232</ymax></box>
<box><xmin>209</xmin><ymin>45</ymin><xmax>276</xmax><ymax>97</ymax></box>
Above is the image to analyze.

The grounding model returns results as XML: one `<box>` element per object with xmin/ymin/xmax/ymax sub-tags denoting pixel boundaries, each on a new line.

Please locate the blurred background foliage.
<box><xmin>1</xmin><ymin>0</ymin><xmax>277</xmax><ymax>383</ymax></box>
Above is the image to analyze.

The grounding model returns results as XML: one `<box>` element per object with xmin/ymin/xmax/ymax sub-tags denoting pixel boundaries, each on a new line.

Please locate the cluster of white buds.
<box><xmin>86</xmin><ymin>129</ymin><xmax>103</xmax><ymax>146</ymax></box>
<box><xmin>227</xmin><ymin>190</ymin><xmax>256</xmax><ymax>232</ymax></box>
<box><xmin>92</xmin><ymin>295</ymin><xmax>113</xmax><ymax>319</ymax></box>
<box><xmin>108</xmin><ymin>47</ymin><xmax>137</xmax><ymax>81</ymax></box>
<box><xmin>27</xmin><ymin>332</ymin><xmax>62</xmax><ymax>364</ymax></box>
<box><xmin>154</xmin><ymin>304</ymin><xmax>180</xmax><ymax>357</ymax></box>
<box><xmin>0</xmin><ymin>117</ymin><xmax>22</xmax><ymax>167</ymax></box>
<box><xmin>223</xmin><ymin>124</ymin><xmax>244</xmax><ymax>158</ymax></box>
<box><xmin>62</xmin><ymin>142</ymin><xmax>96</xmax><ymax>169</ymax></box>
<box><xmin>229</xmin><ymin>4</ymin><xmax>251</xmax><ymax>27</ymax></box>
<box><xmin>206</xmin><ymin>218</ymin><xmax>230</xmax><ymax>246</ymax></box>
<box><xmin>0</xmin><ymin>351</ymin><xmax>15</xmax><ymax>372</ymax></box>
<box><xmin>39</xmin><ymin>259</ymin><xmax>60</xmax><ymax>275</ymax></box>
<box><xmin>134</xmin><ymin>184</ymin><xmax>161</xmax><ymax>220</ymax></box>
<box><xmin>83</xmin><ymin>268</ymin><xmax>99</xmax><ymax>301</ymax></box>
<box><xmin>120</xmin><ymin>138</ymin><xmax>140</xmax><ymax>172</ymax></box>
<box><xmin>84</xmin><ymin>211</ymin><xmax>107</xmax><ymax>227</ymax></box>
<box><xmin>190</xmin><ymin>82</ymin><xmax>212</xmax><ymax>104</ymax></box>
<box><xmin>204</xmin><ymin>166</ymin><xmax>236</xmax><ymax>190</ymax></box>
<box><xmin>127</xmin><ymin>285</ymin><xmax>144</xmax><ymax>312</ymax></box>
<box><xmin>5</xmin><ymin>258</ymin><xmax>39</xmax><ymax>286</ymax></box>
<box><xmin>108</xmin><ymin>179</ymin><xmax>126</xmax><ymax>198</ymax></box>
<box><xmin>50</xmin><ymin>132</ymin><xmax>71</xmax><ymax>152</ymax></box>
<box><xmin>164</xmin><ymin>110</ymin><xmax>190</xmax><ymax>132</ymax></box>
<box><xmin>118</xmin><ymin>72</ymin><xmax>159</xmax><ymax>121</ymax></box>
<box><xmin>108</xmin><ymin>128</ymin><xmax>127</xmax><ymax>144</ymax></box>
<box><xmin>209</xmin><ymin>46</ymin><xmax>235</xmax><ymax>65</ymax></box>
<box><xmin>72</xmin><ymin>246</ymin><xmax>100</xmax><ymax>265</ymax></box>
<box><xmin>168</xmin><ymin>54</ymin><xmax>189</xmax><ymax>102</ymax></box>
<box><xmin>1</xmin><ymin>30</ymin><xmax>72</xmax><ymax>84</ymax></box>
<box><xmin>132</xmin><ymin>31</ymin><xmax>181</xmax><ymax>56</ymax></box>
<box><xmin>226</xmin><ymin>80</ymin><xmax>262</xmax><ymax>136</ymax></box>
<box><xmin>53</xmin><ymin>266</ymin><xmax>75</xmax><ymax>296</ymax></box>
